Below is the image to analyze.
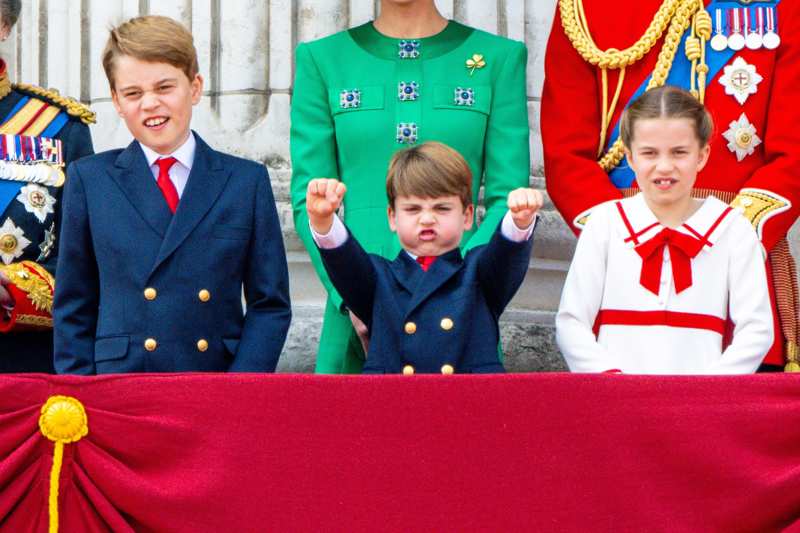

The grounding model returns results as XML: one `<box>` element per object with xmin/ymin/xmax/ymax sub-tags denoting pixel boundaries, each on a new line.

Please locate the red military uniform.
<box><xmin>542</xmin><ymin>0</ymin><xmax>800</xmax><ymax>369</ymax></box>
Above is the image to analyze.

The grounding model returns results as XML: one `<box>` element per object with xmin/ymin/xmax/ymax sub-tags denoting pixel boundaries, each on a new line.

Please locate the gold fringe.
<box><xmin>13</xmin><ymin>83</ymin><xmax>96</xmax><ymax>125</ymax></box>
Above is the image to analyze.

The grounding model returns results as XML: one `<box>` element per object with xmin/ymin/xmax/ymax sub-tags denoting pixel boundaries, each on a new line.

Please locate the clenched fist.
<box><xmin>306</xmin><ymin>178</ymin><xmax>347</xmax><ymax>234</ymax></box>
<box><xmin>507</xmin><ymin>188</ymin><xmax>544</xmax><ymax>230</ymax></box>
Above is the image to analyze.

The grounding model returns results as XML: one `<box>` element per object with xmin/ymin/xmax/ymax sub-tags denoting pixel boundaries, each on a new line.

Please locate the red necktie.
<box><xmin>634</xmin><ymin>228</ymin><xmax>705</xmax><ymax>295</ymax></box>
<box><xmin>416</xmin><ymin>256</ymin><xmax>437</xmax><ymax>272</ymax></box>
<box><xmin>155</xmin><ymin>157</ymin><xmax>179</xmax><ymax>214</ymax></box>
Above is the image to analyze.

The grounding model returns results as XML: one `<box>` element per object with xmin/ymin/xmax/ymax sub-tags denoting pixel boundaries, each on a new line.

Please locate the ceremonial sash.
<box><xmin>0</xmin><ymin>95</ymin><xmax>68</xmax><ymax>215</ymax></box>
<box><xmin>605</xmin><ymin>0</ymin><xmax>780</xmax><ymax>188</ymax></box>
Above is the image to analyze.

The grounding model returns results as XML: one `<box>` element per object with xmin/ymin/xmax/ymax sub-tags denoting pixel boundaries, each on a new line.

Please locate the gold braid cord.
<box><xmin>13</xmin><ymin>83</ymin><xmax>96</xmax><ymax>125</ymax></box>
<box><xmin>559</xmin><ymin>0</ymin><xmax>707</xmax><ymax>171</ymax></box>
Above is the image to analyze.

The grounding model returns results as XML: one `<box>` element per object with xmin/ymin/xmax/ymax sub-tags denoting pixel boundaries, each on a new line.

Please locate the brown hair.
<box><xmin>620</xmin><ymin>85</ymin><xmax>713</xmax><ymax>149</ymax></box>
<box><xmin>102</xmin><ymin>16</ymin><xmax>199</xmax><ymax>90</ymax></box>
<box><xmin>386</xmin><ymin>142</ymin><xmax>473</xmax><ymax>209</ymax></box>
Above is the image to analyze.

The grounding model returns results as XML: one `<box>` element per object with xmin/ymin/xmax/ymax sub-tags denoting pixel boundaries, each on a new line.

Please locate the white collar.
<box><xmin>140</xmin><ymin>132</ymin><xmax>196</xmax><ymax>170</ymax></box>
<box><xmin>617</xmin><ymin>193</ymin><xmax>735</xmax><ymax>248</ymax></box>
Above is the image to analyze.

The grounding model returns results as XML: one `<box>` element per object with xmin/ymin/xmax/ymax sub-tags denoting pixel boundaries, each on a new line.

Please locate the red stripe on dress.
<box><xmin>615</xmin><ymin>201</ymin><xmax>640</xmax><ymax>245</ymax></box>
<box><xmin>596</xmin><ymin>309</ymin><xmax>726</xmax><ymax>335</ymax></box>
<box><xmin>683</xmin><ymin>206</ymin><xmax>733</xmax><ymax>248</ymax></box>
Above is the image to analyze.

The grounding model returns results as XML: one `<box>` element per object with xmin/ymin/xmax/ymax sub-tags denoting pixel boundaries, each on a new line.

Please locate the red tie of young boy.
<box><xmin>416</xmin><ymin>256</ymin><xmax>436</xmax><ymax>272</ymax></box>
<box><xmin>156</xmin><ymin>157</ymin><xmax>180</xmax><ymax>213</ymax></box>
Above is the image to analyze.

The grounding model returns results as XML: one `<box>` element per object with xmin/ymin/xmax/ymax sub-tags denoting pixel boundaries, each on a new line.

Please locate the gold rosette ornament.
<box><xmin>39</xmin><ymin>395</ymin><xmax>89</xmax><ymax>533</ymax></box>
<box><xmin>466</xmin><ymin>54</ymin><xmax>486</xmax><ymax>75</ymax></box>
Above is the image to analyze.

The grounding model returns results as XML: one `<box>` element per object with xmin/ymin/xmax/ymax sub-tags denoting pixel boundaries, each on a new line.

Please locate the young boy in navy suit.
<box><xmin>307</xmin><ymin>142</ymin><xmax>542</xmax><ymax>374</ymax></box>
<box><xmin>53</xmin><ymin>16</ymin><xmax>291</xmax><ymax>374</ymax></box>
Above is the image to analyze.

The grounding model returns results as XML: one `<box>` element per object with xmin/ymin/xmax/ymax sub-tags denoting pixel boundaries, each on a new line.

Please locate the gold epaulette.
<box><xmin>12</xmin><ymin>83</ymin><xmax>96</xmax><ymax>125</ymax></box>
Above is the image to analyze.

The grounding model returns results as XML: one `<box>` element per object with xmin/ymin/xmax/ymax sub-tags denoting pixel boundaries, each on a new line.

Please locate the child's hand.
<box><xmin>306</xmin><ymin>178</ymin><xmax>347</xmax><ymax>234</ymax></box>
<box><xmin>507</xmin><ymin>188</ymin><xmax>543</xmax><ymax>229</ymax></box>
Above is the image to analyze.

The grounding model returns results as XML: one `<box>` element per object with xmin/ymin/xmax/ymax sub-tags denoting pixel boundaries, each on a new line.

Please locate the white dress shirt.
<box><xmin>311</xmin><ymin>210</ymin><xmax>535</xmax><ymax>251</ymax></box>
<box><xmin>140</xmin><ymin>132</ymin><xmax>196</xmax><ymax>199</ymax></box>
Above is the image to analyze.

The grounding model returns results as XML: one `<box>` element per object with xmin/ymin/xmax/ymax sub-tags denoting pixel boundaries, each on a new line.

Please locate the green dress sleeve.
<box><xmin>463</xmin><ymin>41</ymin><xmax>531</xmax><ymax>252</ymax></box>
<box><xmin>290</xmin><ymin>42</ymin><xmax>345</xmax><ymax>310</ymax></box>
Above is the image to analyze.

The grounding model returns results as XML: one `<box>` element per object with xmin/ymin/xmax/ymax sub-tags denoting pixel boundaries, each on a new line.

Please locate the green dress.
<box><xmin>290</xmin><ymin>21</ymin><xmax>530</xmax><ymax>373</ymax></box>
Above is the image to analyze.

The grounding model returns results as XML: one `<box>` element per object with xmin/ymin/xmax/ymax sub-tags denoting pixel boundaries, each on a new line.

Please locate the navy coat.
<box><xmin>0</xmin><ymin>87</ymin><xmax>94</xmax><ymax>374</ymax></box>
<box><xmin>54</xmin><ymin>133</ymin><xmax>291</xmax><ymax>374</ymax></box>
<box><xmin>318</xmin><ymin>222</ymin><xmax>534</xmax><ymax>373</ymax></box>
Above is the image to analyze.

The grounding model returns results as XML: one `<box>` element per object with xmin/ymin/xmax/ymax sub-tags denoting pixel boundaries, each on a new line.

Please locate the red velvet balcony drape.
<box><xmin>1</xmin><ymin>373</ymin><xmax>799</xmax><ymax>532</ymax></box>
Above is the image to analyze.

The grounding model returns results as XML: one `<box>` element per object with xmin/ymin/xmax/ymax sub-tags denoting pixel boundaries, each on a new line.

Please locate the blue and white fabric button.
<box><xmin>398</xmin><ymin>81</ymin><xmax>419</xmax><ymax>101</ymax></box>
<box><xmin>398</xmin><ymin>40</ymin><xmax>421</xmax><ymax>59</ymax></box>
<box><xmin>340</xmin><ymin>89</ymin><xmax>361</xmax><ymax>109</ymax></box>
<box><xmin>396</xmin><ymin>123</ymin><xmax>418</xmax><ymax>144</ymax></box>
<box><xmin>454</xmin><ymin>87</ymin><xmax>474</xmax><ymax>106</ymax></box>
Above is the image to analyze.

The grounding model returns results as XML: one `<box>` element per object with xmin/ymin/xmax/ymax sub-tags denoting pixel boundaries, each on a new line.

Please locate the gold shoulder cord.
<box><xmin>13</xmin><ymin>83</ymin><xmax>96</xmax><ymax>125</ymax></box>
<box><xmin>559</xmin><ymin>0</ymin><xmax>710</xmax><ymax>171</ymax></box>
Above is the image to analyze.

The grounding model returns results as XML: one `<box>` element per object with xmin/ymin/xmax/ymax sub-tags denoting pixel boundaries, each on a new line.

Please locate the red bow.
<box><xmin>634</xmin><ymin>228</ymin><xmax>705</xmax><ymax>295</ymax></box>
<box><xmin>416</xmin><ymin>256</ymin><xmax>437</xmax><ymax>272</ymax></box>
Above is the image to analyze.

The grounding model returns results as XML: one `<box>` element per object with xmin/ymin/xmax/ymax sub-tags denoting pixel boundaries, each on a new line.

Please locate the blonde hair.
<box><xmin>102</xmin><ymin>15</ymin><xmax>199</xmax><ymax>90</ymax></box>
<box><xmin>620</xmin><ymin>85</ymin><xmax>714</xmax><ymax>149</ymax></box>
<box><xmin>386</xmin><ymin>142</ymin><xmax>472</xmax><ymax>209</ymax></box>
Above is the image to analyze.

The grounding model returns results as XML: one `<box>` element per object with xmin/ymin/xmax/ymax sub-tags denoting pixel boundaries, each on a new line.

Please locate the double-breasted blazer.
<box><xmin>318</xmin><ymin>223</ymin><xmax>534</xmax><ymax>374</ymax></box>
<box><xmin>54</xmin><ymin>133</ymin><xmax>291</xmax><ymax>374</ymax></box>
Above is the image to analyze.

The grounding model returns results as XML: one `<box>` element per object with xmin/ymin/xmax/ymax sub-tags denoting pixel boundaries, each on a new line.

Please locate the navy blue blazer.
<box><xmin>318</xmin><ymin>222</ymin><xmax>534</xmax><ymax>374</ymax></box>
<box><xmin>53</xmin><ymin>133</ymin><xmax>291</xmax><ymax>374</ymax></box>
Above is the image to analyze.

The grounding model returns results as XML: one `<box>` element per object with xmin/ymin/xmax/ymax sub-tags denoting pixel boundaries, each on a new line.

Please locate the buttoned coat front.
<box><xmin>291</xmin><ymin>21</ymin><xmax>530</xmax><ymax>373</ymax></box>
<box><xmin>53</xmin><ymin>134</ymin><xmax>291</xmax><ymax>374</ymax></box>
<box><xmin>318</xmin><ymin>224</ymin><xmax>534</xmax><ymax>374</ymax></box>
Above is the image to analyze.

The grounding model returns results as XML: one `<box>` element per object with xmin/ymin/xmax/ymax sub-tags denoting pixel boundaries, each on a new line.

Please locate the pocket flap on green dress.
<box><xmin>329</xmin><ymin>85</ymin><xmax>385</xmax><ymax>115</ymax></box>
<box><xmin>433</xmin><ymin>84</ymin><xmax>491</xmax><ymax>114</ymax></box>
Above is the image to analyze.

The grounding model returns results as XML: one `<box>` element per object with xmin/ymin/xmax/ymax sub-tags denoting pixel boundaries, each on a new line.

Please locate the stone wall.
<box><xmin>3</xmin><ymin>1</ymin><xmax>796</xmax><ymax>372</ymax></box>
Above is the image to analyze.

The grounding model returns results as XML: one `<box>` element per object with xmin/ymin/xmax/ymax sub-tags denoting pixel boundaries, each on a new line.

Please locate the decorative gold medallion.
<box><xmin>466</xmin><ymin>54</ymin><xmax>486</xmax><ymax>76</ymax></box>
<box><xmin>0</xmin><ymin>218</ymin><xmax>29</xmax><ymax>264</ymax></box>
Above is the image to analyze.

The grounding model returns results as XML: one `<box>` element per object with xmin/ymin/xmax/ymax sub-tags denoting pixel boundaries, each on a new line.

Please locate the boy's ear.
<box><xmin>387</xmin><ymin>205</ymin><xmax>397</xmax><ymax>232</ymax></box>
<box><xmin>463</xmin><ymin>203</ymin><xmax>474</xmax><ymax>231</ymax></box>
<box><xmin>110</xmin><ymin>89</ymin><xmax>123</xmax><ymax>116</ymax></box>
<box><xmin>190</xmin><ymin>74</ymin><xmax>204</xmax><ymax>105</ymax></box>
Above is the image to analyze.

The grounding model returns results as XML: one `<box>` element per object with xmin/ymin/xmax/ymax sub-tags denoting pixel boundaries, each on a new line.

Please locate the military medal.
<box><xmin>723</xmin><ymin>113</ymin><xmax>761</xmax><ymax>162</ymax></box>
<box><xmin>17</xmin><ymin>183</ymin><xmax>55</xmax><ymax>223</ymax></box>
<box><xmin>744</xmin><ymin>8</ymin><xmax>761</xmax><ymax>50</ymax></box>
<box><xmin>710</xmin><ymin>9</ymin><xmax>728</xmax><ymax>52</ymax></box>
<box><xmin>763</xmin><ymin>7</ymin><xmax>780</xmax><ymax>50</ymax></box>
<box><xmin>719</xmin><ymin>57</ymin><xmax>763</xmax><ymax>105</ymax></box>
<box><xmin>727</xmin><ymin>9</ymin><xmax>746</xmax><ymax>51</ymax></box>
<box><xmin>0</xmin><ymin>218</ymin><xmax>30</xmax><ymax>265</ymax></box>
<box><xmin>745</xmin><ymin>7</ymin><xmax>763</xmax><ymax>50</ymax></box>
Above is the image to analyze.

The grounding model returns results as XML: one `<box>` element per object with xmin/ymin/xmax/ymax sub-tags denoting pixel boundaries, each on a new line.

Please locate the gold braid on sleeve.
<box><xmin>558</xmin><ymin>0</ymin><xmax>708</xmax><ymax>172</ymax></box>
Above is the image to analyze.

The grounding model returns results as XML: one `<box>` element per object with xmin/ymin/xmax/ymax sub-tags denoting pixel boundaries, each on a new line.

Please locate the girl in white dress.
<box><xmin>556</xmin><ymin>86</ymin><xmax>773</xmax><ymax>374</ymax></box>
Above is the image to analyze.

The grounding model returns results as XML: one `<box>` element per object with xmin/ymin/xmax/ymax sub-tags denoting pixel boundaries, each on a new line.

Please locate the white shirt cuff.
<box><xmin>501</xmin><ymin>211</ymin><xmax>536</xmax><ymax>242</ymax></box>
<box><xmin>310</xmin><ymin>215</ymin><xmax>348</xmax><ymax>249</ymax></box>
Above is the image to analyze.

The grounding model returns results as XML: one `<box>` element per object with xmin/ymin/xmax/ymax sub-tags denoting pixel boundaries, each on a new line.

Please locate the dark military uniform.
<box><xmin>0</xmin><ymin>65</ymin><xmax>94</xmax><ymax>373</ymax></box>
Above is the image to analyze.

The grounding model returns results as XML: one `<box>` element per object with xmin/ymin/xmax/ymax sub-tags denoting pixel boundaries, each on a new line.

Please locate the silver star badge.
<box><xmin>719</xmin><ymin>57</ymin><xmax>763</xmax><ymax>105</ymax></box>
<box><xmin>722</xmin><ymin>113</ymin><xmax>762</xmax><ymax>162</ymax></box>
<box><xmin>0</xmin><ymin>218</ymin><xmax>30</xmax><ymax>264</ymax></box>
<box><xmin>17</xmin><ymin>183</ymin><xmax>55</xmax><ymax>223</ymax></box>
